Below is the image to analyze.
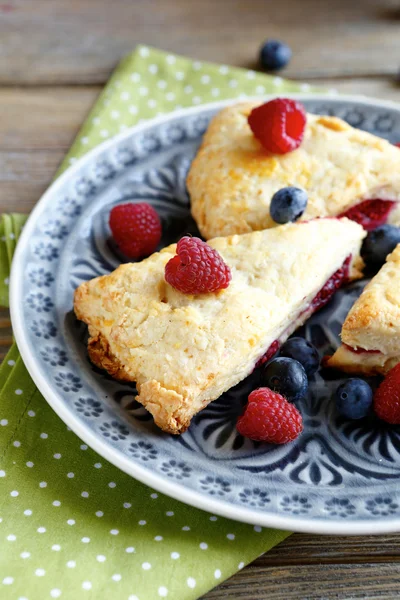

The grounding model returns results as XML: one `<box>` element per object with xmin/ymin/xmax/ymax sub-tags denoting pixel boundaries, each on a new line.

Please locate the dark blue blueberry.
<box><xmin>270</xmin><ymin>187</ymin><xmax>308</xmax><ymax>224</ymax></box>
<box><xmin>361</xmin><ymin>225</ymin><xmax>400</xmax><ymax>270</ymax></box>
<box><xmin>279</xmin><ymin>337</ymin><xmax>320</xmax><ymax>377</ymax></box>
<box><xmin>261</xmin><ymin>357</ymin><xmax>308</xmax><ymax>401</ymax></box>
<box><xmin>335</xmin><ymin>378</ymin><xmax>373</xmax><ymax>420</ymax></box>
<box><xmin>260</xmin><ymin>39</ymin><xmax>292</xmax><ymax>71</ymax></box>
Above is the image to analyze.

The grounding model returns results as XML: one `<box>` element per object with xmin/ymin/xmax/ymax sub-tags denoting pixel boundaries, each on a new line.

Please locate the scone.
<box><xmin>74</xmin><ymin>218</ymin><xmax>365</xmax><ymax>434</ymax></box>
<box><xmin>188</xmin><ymin>101</ymin><xmax>400</xmax><ymax>239</ymax></box>
<box><xmin>327</xmin><ymin>244</ymin><xmax>400</xmax><ymax>375</ymax></box>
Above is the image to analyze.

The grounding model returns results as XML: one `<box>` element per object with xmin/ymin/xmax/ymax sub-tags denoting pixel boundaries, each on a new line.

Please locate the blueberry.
<box><xmin>335</xmin><ymin>379</ymin><xmax>373</xmax><ymax>420</ymax></box>
<box><xmin>279</xmin><ymin>337</ymin><xmax>320</xmax><ymax>377</ymax></box>
<box><xmin>260</xmin><ymin>39</ymin><xmax>292</xmax><ymax>72</ymax></box>
<box><xmin>261</xmin><ymin>357</ymin><xmax>308</xmax><ymax>402</ymax></box>
<box><xmin>361</xmin><ymin>225</ymin><xmax>400</xmax><ymax>270</ymax></box>
<box><xmin>270</xmin><ymin>187</ymin><xmax>308</xmax><ymax>224</ymax></box>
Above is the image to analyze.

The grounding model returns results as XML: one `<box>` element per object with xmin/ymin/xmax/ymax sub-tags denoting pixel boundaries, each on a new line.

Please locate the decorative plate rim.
<box><xmin>10</xmin><ymin>93</ymin><xmax>400</xmax><ymax>535</ymax></box>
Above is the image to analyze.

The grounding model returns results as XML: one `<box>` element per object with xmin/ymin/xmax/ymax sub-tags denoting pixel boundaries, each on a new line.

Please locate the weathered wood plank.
<box><xmin>316</xmin><ymin>77</ymin><xmax>400</xmax><ymax>103</ymax></box>
<box><xmin>258</xmin><ymin>533</ymin><xmax>400</xmax><ymax>565</ymax></box>
<box><xmin>0</xmin><ymin>150</ymin><xmax>64</xmax><ymax>213</ymax></box>
<box><xmin>0</xmin><ymin>79</ymin><xmax>399</xmax><ymax>213</ymax></box>
<box><xmin>1</xmin><ymin>0</ymin><xmax>400</xmax><ymax>84</ymax></box>
<box><xmin>1</xmin><ymin>78</ymin><xmax>400</xmax><ymax>154</ymax></box>
<box><xmin>202</xmin><ymin>563</ymin><xmax>400</xmax><ymax>599</ymax></box>
<box><xmin>0</xmin><ymin>87</ymin><xmax>98</xmax><ymax>150</ymax></box>
<box><xmin>0</xmin><ymin>87</ymin><xmax>98</xmax><ymax>211</ymax></box>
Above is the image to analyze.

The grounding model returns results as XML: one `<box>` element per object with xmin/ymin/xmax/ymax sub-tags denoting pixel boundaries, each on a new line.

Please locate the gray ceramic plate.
<box><xmin>10</xmin><ymin>94</ymin><xmax>400</xmax><ymax>534</ymax></box>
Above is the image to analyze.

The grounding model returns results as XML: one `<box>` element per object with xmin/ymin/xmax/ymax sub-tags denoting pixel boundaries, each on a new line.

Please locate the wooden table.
<box><xmin>2</xmin><ymin>1</ymin><xmax>400</xmax><ymax>597</ymax></box>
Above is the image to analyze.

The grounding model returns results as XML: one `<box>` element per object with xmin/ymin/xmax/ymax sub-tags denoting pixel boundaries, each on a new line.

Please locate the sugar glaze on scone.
<box><xmin>74</xmin><ymin>218</ymin><xmax>365</xmax><ymax>434</ymax></box>
<box><xmin>188</xmin><ymin>101</ymin><xmax>400</xmax><ymax>239</ymax></box>
<box><xmin>327</xmin><ymin>244</ymin><xmax>400</xmax><ymax>375</ymax></box>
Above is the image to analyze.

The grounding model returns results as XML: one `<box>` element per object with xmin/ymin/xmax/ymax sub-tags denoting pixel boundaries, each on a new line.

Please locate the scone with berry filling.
<box><xmin>75</xmin><ymin>218</ymin><xmax>365</xmax><ymax>434</ymax></box>
<box><xmin>188</xmin><ymin>99</ymin><xmax>400</xmax><ymax>239</ymax></box>
<box><xmin>327</xmin><ymin>244</ymin><xmax>400</xmax><ymax>375</ymax></box>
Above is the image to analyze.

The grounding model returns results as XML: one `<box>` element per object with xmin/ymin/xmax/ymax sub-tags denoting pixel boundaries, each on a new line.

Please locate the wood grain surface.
<box><xmin>3</xmin><ymin>1</ymin><xmax>400</xmax><ymax>598</ymax></box>
<box><xmin>2</xmin><ymin>78</ymin><xmax>400</xmax><ymax>214</ymax></box>
<box><xmin>1</xmin><ymin>0</ymin><xmax>400</xmax><ymax>83</ymax></box>
<box><xmin>205</xmin><ymin>562</ymin><xmax>400</xmax><ymax>599</ymax></box>
<box><xmin>201</xmin><ymin>533</ymin><xmax>400</xmax><ymax>598</ymax></box>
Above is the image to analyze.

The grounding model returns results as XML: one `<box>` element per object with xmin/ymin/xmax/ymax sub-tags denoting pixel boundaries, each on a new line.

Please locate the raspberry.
<box><xmin>310</xmin><ymin>255</ymin><xmax>351</xmax><ymax>313</ymax></box>
<box><xmin>237</xmin><ymin>387</ymin><xmax>303</xmax><ymax>444</ymax></box>
<box><xmin>339</xmin><ymin>199</ymin><xmax>396</xmax><ymax>231</ymax></box>
<box><xmin>165</xmin><ymin>236</ymin><xmax>231</xmax><ymax>294</ymax></box>
<box><xmin>109</xmin><ymin>202</ymin><xmax>162</xmax><ymax>260</ymax></box>
<box><xmin>374</xmin><ymin>363</ymin><xmax>400</xmax><ymax>424</ymax></box>
<box><xmin>248</xmin><ymin>98</ymin><xmax>306</xmax><ymax>154</ymax></box>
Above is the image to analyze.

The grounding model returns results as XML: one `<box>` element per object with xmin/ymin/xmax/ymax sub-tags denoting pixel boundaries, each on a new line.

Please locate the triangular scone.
<box><xmin>74</xmin><ymin>218</ymin><xmax>365</xmax><ymax>434</ymax></box>
<box><xmin>188</xmin><ymin>102</ymin><xmax>400</xmax><ymax>239</ymax></box>
<box><xmin>327</xmin><ymin>245</ymin><xmax>400</xmax><ymax>375</ymax></box>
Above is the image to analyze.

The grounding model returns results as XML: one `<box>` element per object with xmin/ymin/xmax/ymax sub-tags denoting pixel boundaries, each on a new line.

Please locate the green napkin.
<box><xmin>0</xmin><ymin>45</ymin><xmax>321</xmax><ymax>599</ymax></box>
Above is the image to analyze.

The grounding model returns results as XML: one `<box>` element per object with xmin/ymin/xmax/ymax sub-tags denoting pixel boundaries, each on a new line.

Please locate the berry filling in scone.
<box><xmin>327</xmin><ymin>343</ymin><xmax>397</xmax><ymax>375</ymax></box>
<box><xmin>327</xmin><ymin>245</ymin><xmax>400</xmax><ymax>375</ymax></box>
<box><xmin>339</xmin><ymin>199</ymin><xmax>397</xmax><ymax>231</ymax></box>
<box><xmin>74</xmin><ymin>219</ymin><xmax>365</xmax><ymax>434</ymax></box>
<box><xmin>257</xmin><ymin>254</ymin><xmax>353</xmax><ymax>367</ymax></box>
<box><xmin>343</xmin><ymin>344</ymin><xmax>382</xmax><ymax>355</ymax></box>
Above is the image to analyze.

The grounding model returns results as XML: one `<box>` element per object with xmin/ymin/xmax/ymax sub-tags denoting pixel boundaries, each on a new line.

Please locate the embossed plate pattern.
<box><xmin>10</xmin><ymin>95</ymin><xmax>400</xmax><ymax>534</ymax></box>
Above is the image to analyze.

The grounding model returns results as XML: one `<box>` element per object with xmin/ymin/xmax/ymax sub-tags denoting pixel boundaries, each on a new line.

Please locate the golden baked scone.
<box><xmin>327</xmin><ymin>244</ymin><xmax>400</xmax><ymax>375</ymax></box>
<box><xmin>188</xmin><ymin>102</ymin><xmax>400</xmax><ymax>239</ymax></box>
<box><xmin>74</xmin><ymin>218</ymin><xmax>365</xmax><ymax>434</ymax></box>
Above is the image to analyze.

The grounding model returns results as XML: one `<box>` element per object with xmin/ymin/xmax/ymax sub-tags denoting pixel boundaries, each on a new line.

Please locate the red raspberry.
<box><xmin>109</xmin><ymin>202</ymin><xmax>162</xmax><ymax>260</ymax></box>
<box><xmin>237</xmin><ymin>387</ymin><xmax>303</xmax><ymax>444</ymax></box>
<box><xmin>248</xmin><ymin>98</ymin><xmax>306</xmax><ymax>154</ymax></box>
<box><xmin>339</xmin><ymin>199</ymin><xmax>396</xmax><ymax>231</ymax></box>
<box><xmin>374</xmin><ymin>363</ymin><xmax>400</xmax><ymax>424</ymax></box>
<box><xmin>165</xmin><ymin>236</ymin><xmax>231</xmax><ymax>294</ymax></box>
